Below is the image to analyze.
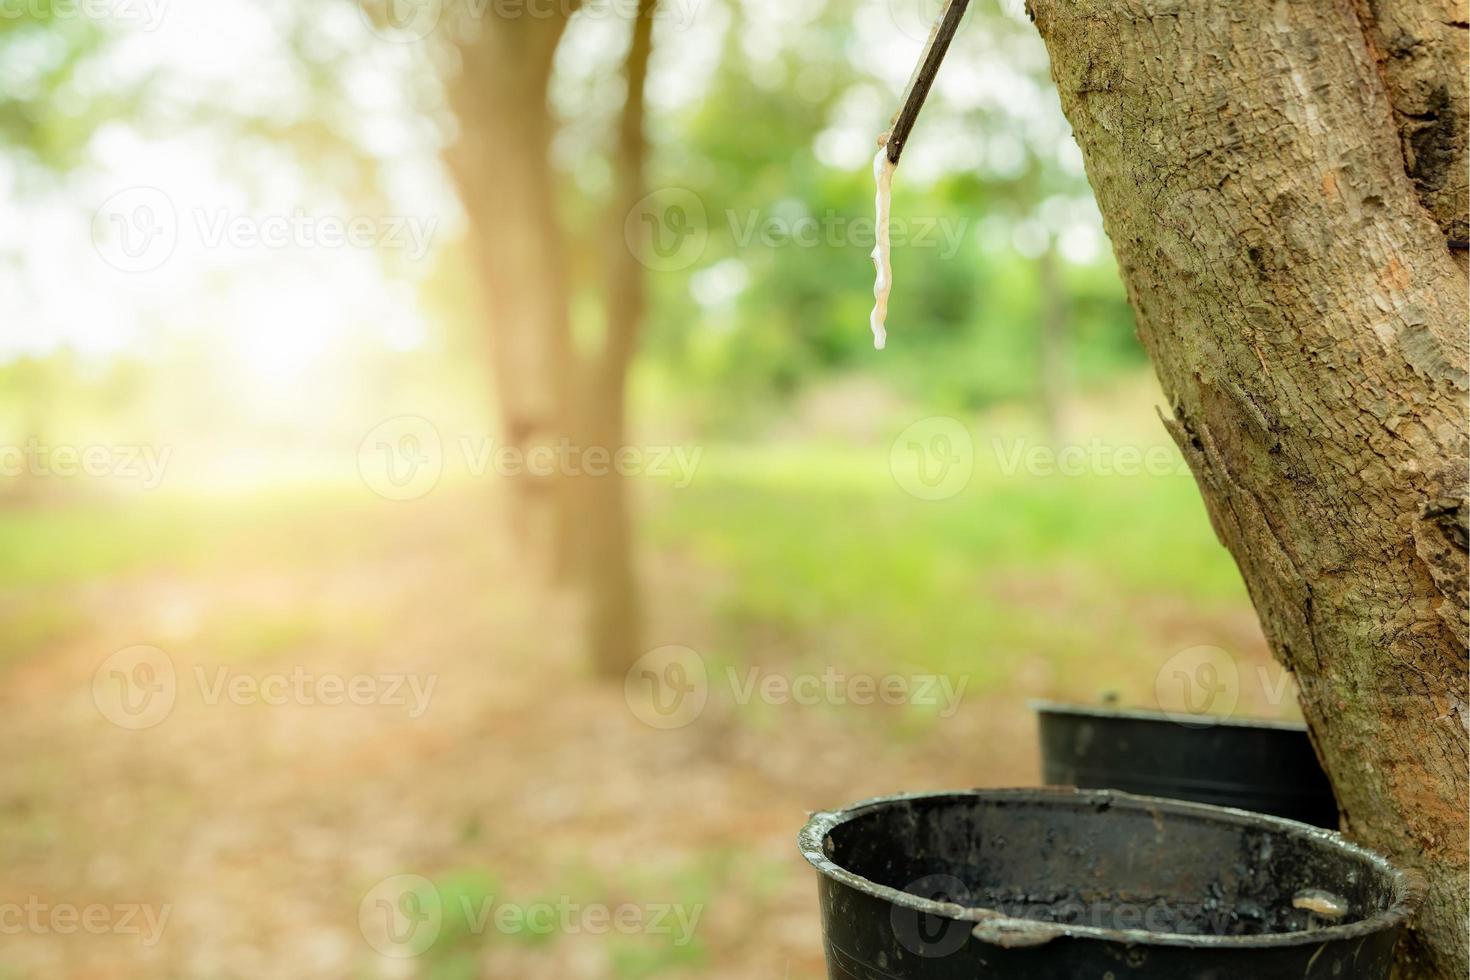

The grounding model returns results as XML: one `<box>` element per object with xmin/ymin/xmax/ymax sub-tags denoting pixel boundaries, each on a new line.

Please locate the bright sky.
<box><xmin>1</xmin><ymin>0</ymin><xmax>1102</xmax><ymax>383</ymax></box>
<box><xmin>1</xmin><ymin>0</ymin><xmax>450</xmax><ymax>379</ymax></box>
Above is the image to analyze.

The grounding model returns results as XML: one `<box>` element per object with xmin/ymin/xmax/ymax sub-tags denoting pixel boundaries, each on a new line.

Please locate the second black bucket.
<box><xmin>1033</xmin><ymin>701</ymin><xmax>1340</xmax><ymax>828</ymax></box>
<box><xmin>799</xmin><ymin>789</ymin><xmax>1418</xmax><ymax>980</ymax></box>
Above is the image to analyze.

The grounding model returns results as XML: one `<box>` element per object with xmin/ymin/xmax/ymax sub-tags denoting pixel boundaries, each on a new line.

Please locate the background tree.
<box><xmin>1027</xmin><ymin>1</ymin><xmax>1468</xmax><ymax>975</ymax></box>
<box><xmin>580</xmin><ymin>0</ymin><xmax>658</xmax><ymax>675</ymax></box>
<box><xmin>437</xmin><ymin>0</ymin><xmax>657</xmax><ymax>674</ymax></box>
<box><xmin>0</xmin><ymin>8</ymin><xmax>137</xmax><ymax>504</ymax></box>
<box><xmin>441</xmin><ymin>6</ymin><xmax>577</xmax><ymax>573</ymax></box>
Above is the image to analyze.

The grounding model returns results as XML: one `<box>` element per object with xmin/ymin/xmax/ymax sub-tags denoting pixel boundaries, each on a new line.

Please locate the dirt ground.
<box><xmin>0</xmin><ymin>489</ymin><xmax>1274</xmax><ymax>980</ymax></box>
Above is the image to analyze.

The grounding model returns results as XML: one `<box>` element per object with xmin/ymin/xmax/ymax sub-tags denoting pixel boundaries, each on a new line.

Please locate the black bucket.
<box><xmin>799</xmin><ymin>789</ymin><xmax>1417</xmax><ymax>980</ymax></box>
<box><xmin>1034</xmin><ymin>701</ymin><xmax>1340</xmax><ymax>829</ymax></box>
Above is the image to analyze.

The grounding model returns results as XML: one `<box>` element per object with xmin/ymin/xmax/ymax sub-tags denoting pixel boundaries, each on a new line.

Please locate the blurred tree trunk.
<box><xmin>576</xmin><ymin>0</ymin><xmax>656</xmax><ymax>676</ymax></box>
<box><xmin>1028</xmin><ymin>1</ymin><xmax>1467</xmax><ymax>976</ymax></box>
<box><xmin>445</xmin><ymin>2</ymin><xmax>654</xmax><ymax>676</ymax></box>
<box><xmin>445</xmin><ymin>12</ymin><xmax>576</xmax><ymax>577</ymax></box>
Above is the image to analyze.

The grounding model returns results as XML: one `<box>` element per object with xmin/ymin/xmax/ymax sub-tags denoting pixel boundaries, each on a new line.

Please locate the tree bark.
<box><xmin>445</xmin><ymin>2</ymin><xmax>654</xmax><ymax>676</ymax></box>
<box><xmin>579</xmin><ymin>0</ymin><xmax>656</xmax><ymax>677</ymax></box>
<box><xmin>1026</xmin><ymin>1</ymin><xmax>1468</xmax><ymax>976</ymax></box>
<box><xmin>1354</xmin><ymin>0</ymin><xmax>1469</xmax><ymax>245</ymax></box>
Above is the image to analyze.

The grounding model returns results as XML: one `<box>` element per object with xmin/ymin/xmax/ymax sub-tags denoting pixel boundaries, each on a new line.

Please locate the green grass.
<box><xmin>384</xmin><ymin>858</ymin><xmax>725</xmax><ymax>980</ymax></box>
<box><xmin>659</xmin><ymin>444</ymin><xmax>1240</xmax><ymax>594</ymax></box>
<box><xmin>0</xmin><ymin>440</ymin><xmax>1250</xmax><ymax>715</ymax></box>
<box><xmin>0</xmin><ymin>484</ymin><xmax>391</xmax><ymax>588</ymax></box>
<box><xmin>646</xmin><ymin>442</ymin><xmax>1249</xmax><ymax>704</ymax></box>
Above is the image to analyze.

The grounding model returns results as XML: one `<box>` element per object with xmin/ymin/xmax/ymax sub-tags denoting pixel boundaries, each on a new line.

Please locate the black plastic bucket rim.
<box><xmin>1030</xmin><ymin>699</ymin><xmax>1341</xmax><ymax>828</ymax></box>
<box><xmin>798</xmin><ymin>787</ymin><xmax>1420</xmax><ymax>952</ymax></box>
<box><xmin>1028</xmin><ymin>698</ymin><xmax>1309</xmax><ymax>731</ymax></box>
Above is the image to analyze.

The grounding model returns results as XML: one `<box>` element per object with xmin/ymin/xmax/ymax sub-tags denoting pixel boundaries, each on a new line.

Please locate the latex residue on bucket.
<box><xmin>1293</xmin><ymin>889</ymin><xmax>1350</xmax><ymax>919</ymax></box>
<box><xmin>868</xmin><ymin>146</ymin><xmax>895</xmax><ymax>350</ymax></box>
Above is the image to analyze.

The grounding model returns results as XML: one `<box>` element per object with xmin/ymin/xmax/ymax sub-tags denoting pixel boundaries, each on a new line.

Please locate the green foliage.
<box><xmin>0</xmin><ymin>7</ymin><xmax>115</xmax><ymax>174</ymax></box>
<box><xmin>626</xmin><ymin>0</ymin><xmax>1141</xmax><ymax>434</ymax></box>
<box><xmin>0</xmin><ymin>0</ymin><xmax>186</xmax><ymax>193</ymax></box>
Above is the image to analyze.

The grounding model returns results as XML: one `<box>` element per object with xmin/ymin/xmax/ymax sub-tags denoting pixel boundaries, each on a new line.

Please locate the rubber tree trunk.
<box><xmin>578</xmin><ymin>0</ymin><xmax>656</xmax><ymax>677</ymax></box>
<box><xmin>444</xmin><ymin>12</ymin><xmax>576</xmax><ymax>578</ymax></box>
<box><xmin>446</xmin><ymin>3</ymin><xmax>653</xmax><ymax>676</ymax></box>
<box><xmin>1026</xmin><ymin>1</ymin><xmax>1467</xmax><ymax>976</ymax></box>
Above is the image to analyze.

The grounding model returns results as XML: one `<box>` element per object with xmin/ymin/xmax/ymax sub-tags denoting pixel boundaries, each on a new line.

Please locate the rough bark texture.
<box><xmin>1027</xmin><ymin>0</ymin><xmax>1469</xmax><ymax>976</ymax></box>
<box><xmin>1354</xmin><ymin>0</ymin><xmax>1470</xmax><ymax>244</ymax></box>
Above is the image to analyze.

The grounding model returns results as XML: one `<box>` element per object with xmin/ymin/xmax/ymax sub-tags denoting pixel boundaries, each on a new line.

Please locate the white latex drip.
<box><xmin>869</xmin><ymin>146</ymin><xmax>896</xmax><ymax>350</ymax></box>
<box><xmin>1292</xmin><ymin>889</ymin><xmax>1350</xmax><ymax>919</ymax></box>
